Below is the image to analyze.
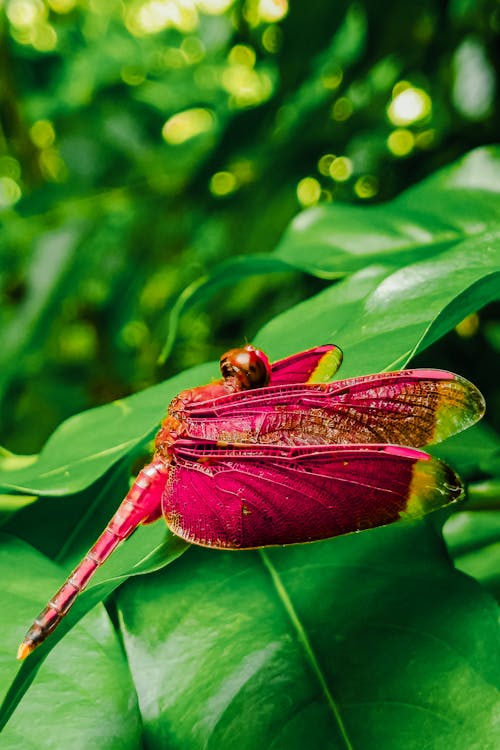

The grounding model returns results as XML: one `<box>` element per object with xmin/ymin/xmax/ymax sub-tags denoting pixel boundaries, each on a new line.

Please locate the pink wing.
<box><xmin>164</xmin><ymin>440</ymin><xmax>462</xmax><ymax>549</ymax></box>
<box><xmin>178</xmin><ymin>370</ymin><xmax>484</xmax><ymax>448</ymax></box>
<box><xmin>269</xmin><ymin>345</ymin><xmax>343</xmax><ymax>384</ymax></box>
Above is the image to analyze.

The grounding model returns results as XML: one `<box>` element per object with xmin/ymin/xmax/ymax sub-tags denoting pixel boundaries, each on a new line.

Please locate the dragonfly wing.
<box><xmin>164</xmin><ymin>441</ymin><xmax>463</xmax><ymax>549</ymax></box>
<box><xmin>269</xmin><ymin>345</ymin><xmax>343</xmax><ymax>384</ymax></box>
<box><xmin>182</xmin><ymin>370</ymin><xmax>485</xmax><ymax>447</ymax></box>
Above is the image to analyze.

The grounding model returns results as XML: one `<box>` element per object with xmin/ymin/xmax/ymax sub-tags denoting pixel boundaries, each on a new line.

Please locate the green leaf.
<box><xmin>429</xmin><ymin>425</ymin><xmax>500</xmax><ymax>479</ymax></box>
<box><xmin>453</xmin><ymin>541</ymin><xmax>500</xmax><ymax>598</ymax></box>
<box><xmin>2</xmin><ymin>460</ymin><xmax>133</xmax><ymax>563</ymax></box>
<box><xmin>275</xmin><ymin>146</ymin><xmax>500</xmax><ymax>276</ymax></box>
<box><xmin>445</xmin><ymin>509</ymin><xmax>500</xmax><ymax>597</ymax></box>
<box><xmin>0</xmin><ymin>528</ymin><xmax>190</xmax><ymax>732</ymax></box>
<box><xmin>0</xmin><ymin>362</ymin><xmax>215</xmax><ymax>495</ymax></box>
<box><xmin>0</xmin><ymin>449</ymin><xmax>38</xmax><ymax>473</ymax></box>
<box><xmin>118</xmin><ymin>522</ymin><xmax>500</xmax><ymax>749</ymax></box>
<box><xmin>256</xmin><ymin>232</ymin><xmax>500</xmax><ymax>376</ymax></box>
<box><xmin>0</xmin><ymin>494</ymin><xmax>37</xmax><ymax>513</ymax></box>
<box><xmin>0</xmin><ymin>534</ymin><xmax>142</xmax><ymax>747</ymax></box>
<box><xmin>157</xmin><ymin>147</ymin><xmax>500</xmax><ymax>360</ymax></box>
<box><xmin>445</xmin><ymin>511</ymin><xmax>500</xmax><ymax>558</ymax></box>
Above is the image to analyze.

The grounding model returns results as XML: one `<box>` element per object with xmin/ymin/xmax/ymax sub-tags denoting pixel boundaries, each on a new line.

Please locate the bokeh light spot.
<box><xmin>318</xmin><ymin>154</ymin><xmax>336</xmax><ymax>176</ymax></box>
<box><xmin>329</xmin><ymin>156</ymin><xmax>353</xmax><ymax>182</ymax></box>
<box><xmin>0</xmin><ymin>177</ymin><xmax>22</xmax><ymax>209</ymax></box>
<box><xmin>47</xmin><ymin>0</ymin><xmax>77</xmax><ymax>13</ymax></box>
<box><xmin>39</xmin><ymin>148</ymin><xmax>68</xmax><ymax>181</ymax></box>
<box><xmin>228</xmin><ymin>44</ymin><xmax>256</xmax><ymax>68</ymax></box>
<box><xmin>30</xmin><ymin>119</ymin><xmax>56</xmax><ymax>149</ymax></box>
<box><xmin>387</xmin><ymin>128</ymin><xmax>415</xmax><ymax>156</ymax></box>
<box><xmin>453</xmin><ymin>37</ymin><xmax>495</xmax><ymax>121</ymax></box>
<box><xmin>58</xmin><ymin>322</ymin><xmax>98</xmax><ymax>362</ymax></box>
<box><xmin>125</xmin><ymin>0</ymin><xmax>199</xmax><ymax>36</ymax></box>
<box><xmin>258</xmin><ymin>0</ymin><xmax>288</xmax><ymax>23</ymax></box>
<box><xmin>354</xmin><ymin>175</ymin><xmax>379</xmax><ymax>199</ymax></box>
<box><xmin>388</xmin><ymin>85</ymin><xmax>432</xmax><ymax>126</ymax></box>
<box><xmin>261</xmin><ymin>24</ymin><xmax>282</xmax><ymax>53</ymax></box>
<box><xmin>331</xmin><ymin>96</ymin><xmax>353</xmax><ymax>121</ymax></box>
<box><xmin>6</xmin><ymin>0</ymin><xmax>46</xmax><ymax>28</ymax></box>
<box><xmin>162</xmin><ymin>47</ymin><xmax>186</xmax><ymax>68</ymax></box>
<box><xmin>181</xmin><ymin>35</ymin><xmax>205</xmax><ymax>63</ymax></box>
<box><xmin>162</xmin><ymin>108</ymin><xmax>214</xmax><ymax>145</ymax></box>
<box><xmin>31</xmin><ymin>23</ymin><xmax>57</xmax><ymax>51</ymax></box>
<box><xmin>120</xmin><ymin>321</ymin><xmax>150</xmax><ymax>349</ymax></box>
<box><xmin>392</xmin><ymin>80</ymin><xmax>411</xmax><ymax>97</ymax></box>
<box><xmin>415</xmin><ymin>129</ymin><xmax>436</xmax><ymax>149</ymax></box>
<box><xmin>210</xmin><ymin>171</ymin><xmax>238</xmax><ymax>196</ymax></box>
<box><xmin>455</xmin><ymin>313</ymin><xmax>480</xmax><ymax>338</ymax></box>
<box><xmin>0</xmin><ymin>156</ymin><xmax>22</xmax><ymax>181</ymax></box>
<box><xmin>296</xmin><ymin>177</ymin><xmax>321</xmax><ymax>207</ymax></box>
<box><xmin>121</xmin><ymin>66</ymin><xmax>147</xmax><ymax>86</ymax></box>
<box><xmin>222</xmin><ymin>65</ymin><xmax>273</xmax><ymax>108</ymax></box>
<box><xmin>229</xmin><ymin>158</ymin><xmax>256</xmax><ymax>184</ymax></box>
<box><xmin>321</xmin><ymin>66</ymin><xmax>343</xmax><ymax>90</ymax></box>
<box><xmin>197</xmin><ymin>0</ymin><xmax>234</xmax><ymax>13</ymax></box>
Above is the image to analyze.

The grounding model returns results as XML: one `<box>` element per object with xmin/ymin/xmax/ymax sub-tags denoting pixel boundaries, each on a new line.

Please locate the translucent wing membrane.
<box><xmin>180</xmin><ymin>370</ymin><xmax>485</xmax><ymax>448</ymax></box>
<box><xmin>165</xmin><ymin>440</ymin><xmax>463</xmax><ymax>549</ymax></box>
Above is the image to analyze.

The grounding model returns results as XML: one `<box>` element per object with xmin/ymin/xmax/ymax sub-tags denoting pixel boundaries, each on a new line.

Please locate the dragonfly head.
<box><xmin>220</xmin><ymin>345</ymin><xmax>271</xmax><ymax>390</ymax></box>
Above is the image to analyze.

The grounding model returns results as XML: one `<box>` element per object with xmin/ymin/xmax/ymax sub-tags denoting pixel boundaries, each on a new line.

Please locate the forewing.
<box><xmin>163</xmin><ymin>440</ymin><xmax>463</xmax><ymax>549</ymax></box>
<box><xmin>269</xmin><ymin>345</ymin><xmax>343</xmax><ymax>384</ymax></box>
<box><xmin>182</xmin><ymin>370</ymin><xmax>484</xmax><ymax>447</ymax></box>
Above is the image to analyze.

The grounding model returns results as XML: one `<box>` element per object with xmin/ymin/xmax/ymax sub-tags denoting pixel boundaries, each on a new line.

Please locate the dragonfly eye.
<box><xmin>220</xmin><ymin>345</ymin><xmax>271</xmax><ymax>389</ymax></box>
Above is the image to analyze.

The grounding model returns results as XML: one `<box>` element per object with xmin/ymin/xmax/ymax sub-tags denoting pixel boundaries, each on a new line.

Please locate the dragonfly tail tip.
<box><xmin>17</xmin><ymin>641</ymin><xmax>35</xmax><ymax>661</ymax></box>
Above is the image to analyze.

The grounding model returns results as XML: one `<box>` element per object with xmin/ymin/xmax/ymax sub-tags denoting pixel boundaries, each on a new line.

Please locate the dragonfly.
<box><xmin>17</xmin><ymin>344</ymin><xmax>484</xmax><ymax>660</ymax></box>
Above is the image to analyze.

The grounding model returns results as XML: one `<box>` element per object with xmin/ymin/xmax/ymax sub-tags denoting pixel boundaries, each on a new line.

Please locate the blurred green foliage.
<box><xmin>1</xmin><ymin>0</ymin><xmax>499</xmax><ymax>452</ymax></box>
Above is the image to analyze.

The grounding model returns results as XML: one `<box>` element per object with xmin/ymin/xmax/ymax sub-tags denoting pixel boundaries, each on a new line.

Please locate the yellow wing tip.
<box><xmin>308</xmin><ymin>346</ymin><xmax>343</xmax><ymax>383</ymax></box>
<box><xmin>400</xmin><ymin>456</ymin><xmax>464</xmax><ymax>521</ymax></box>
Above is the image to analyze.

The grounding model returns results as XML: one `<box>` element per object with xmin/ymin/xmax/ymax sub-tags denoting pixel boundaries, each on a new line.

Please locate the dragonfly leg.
<box><xmin>17</xmin><ymin>460</ymin><xmax>168</xmax><ymax>660</ymax></box>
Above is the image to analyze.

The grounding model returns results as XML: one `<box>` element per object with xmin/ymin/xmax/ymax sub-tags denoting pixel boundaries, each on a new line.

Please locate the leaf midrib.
<box><xmin>258</xmin><ymin>549</ymin><xmax>354</xmax><ymax>750</ymax></box>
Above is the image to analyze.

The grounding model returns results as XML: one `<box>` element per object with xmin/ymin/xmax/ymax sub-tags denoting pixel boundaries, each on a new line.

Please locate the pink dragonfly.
<box><xmin>18</xmin><ymin>344</ymin><xmax>484</xmax><ymax>659</ymax></box>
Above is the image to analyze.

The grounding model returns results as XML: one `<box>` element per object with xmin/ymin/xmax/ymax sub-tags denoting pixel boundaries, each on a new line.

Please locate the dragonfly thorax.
<box><xmin>155</xmin><ymin>414</ymin><xmax>185</xmax><ymax>458</ymax></box>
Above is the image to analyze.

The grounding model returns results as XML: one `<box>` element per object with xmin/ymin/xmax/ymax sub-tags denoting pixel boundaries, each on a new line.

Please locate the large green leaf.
<box><xmin>256</xmin><ymin>232</ymin><xmax>500</xmax><ymax>375</ymax></box>
<box><xmin>158</xmin><ymin>147</ymin><xmax>500</xmax><ymax>359</ymax></box>
<box><xmin>0</xmin><ymin>534</ymin><xmax>142</xmax><ymax>748</ymax></box>
<box><xmin>0</xmin><ymin>362</ymin><xmax>215</xmax><ymax>495</ymax></box>
<box><xmin>118</xmin><ymin>522</ymin><xmax>500</xmax><ymax>749</ymax></box>
<box><xmin>0</xmin><ymin>528</ymin><xmax>189</xmax><ymax>731</ymax></box>
<box><xmin>429</xmin><ymin>425</ymin><xmax>500</xmax><ymax>480</ymax></box>
<box><xmin>275</xmin><ymin>146</ymin><xmax>500</xmax><ymax>276</ymax></box>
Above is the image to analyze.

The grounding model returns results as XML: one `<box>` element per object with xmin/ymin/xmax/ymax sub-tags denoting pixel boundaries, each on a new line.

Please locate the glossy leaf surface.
<box><xmin>158</xmin><ymin>147</ymin><xmax>500</xmax><ymax>356</ymax></box>
<box><xmin>0</xmin><ymin>527</ymin><xmax>189</xmax><ymax>730</ymax></box>
<box><xmin>275</xmin><ymin>146</ymin><xmax>500</xmax><ymax>276</ymax></box>
<box><xmin>256</xmin><ymin>233</ymin><xmax>500</xmax><ymax>375</ymax></box>
<box><xmin>0</xmin><ymin>535</ymin><xmax>142</xmax><ymax>748</ymax></box>
<box><xmin>0</xmin><ymin>363</ymin><xmax>215</xmax><ymax>495</ymax></box>
<box><xmin>118</xmin><ymin>522</ymin><xmax>500</xmax><ymax>749</ymax></box>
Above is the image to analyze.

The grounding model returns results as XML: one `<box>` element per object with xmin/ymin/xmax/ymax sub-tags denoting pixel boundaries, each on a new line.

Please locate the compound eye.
<box><xmin>220</xmin><ymin>345</ymin><xmax>271</xmax><ymax>389</ymax></box>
